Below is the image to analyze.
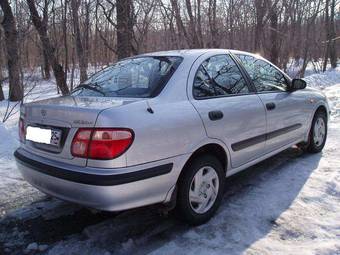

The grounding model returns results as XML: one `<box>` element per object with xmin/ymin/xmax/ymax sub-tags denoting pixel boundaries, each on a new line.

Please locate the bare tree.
<box><xmin>116</xmin><ymin>0</ymin><xmax>133</xmax><ymax>59</ymax></box>
<box><xmin>0</xmin><ymin>0</ymin><xmax>23</xmax><ymax>101</ymax></box>
<box><xmin>133</xmin><ymin>0</ymin><xmax>157</xmax><ymax>53</ymax></box>
<box><xmin>0</xmin><ymin>0</ymin><xmax>337</xmax><ymax>88</ymax></box>
<box><xmin>254</xmin><ymin>0</ymin><xmax>268</xmax><ymax>53</ymax></box>
<box><xmin>323</xmin><ymin>0</ymin><xmax>331</xmax><ymax>71</ymax></box>
<box><xmin>71</xmin><ymin>0</ymin><xmax>88</xmax><ymax>82</ymax></box>
<box><xmin>322</xmin><ymin>0</ymin><xmax>337</xmax><ymax>71</ymax></box>
<box><xmin>269</xmin><ymin>1</ymin><xmax>279</xmax><ymax>65</ymax></box>
<box><xmin>26</xmin><ymin>0</ymin><xmax>69</xmax><ymax>95</ymax></box>
<box><xmin>61</xmin><ymin>0</ymin><xmax>69</xmax><ymax>77</ymax></box>
<box><xmin>299</xmin><ymin>0</ymin><xmax>322</xmax><ymax>77</ymax></box>
<box><xmin>208</xmin><ymin>0</ymin><xmax>219</xmax><ymax>48</ymax></box>
<box><xmin>0</xmin><ymin>29</ymin><xmax>5</xmax><ymax>101</ymax></box>
<box><xmin>41</xmin><ymin>5</ymin><xmax>50</xmax><ymax>80</ymax></box>
<box><xmin>329</xmin><ymin>0</ymin><xmax>337</xmax><ymax>68</ymax></box>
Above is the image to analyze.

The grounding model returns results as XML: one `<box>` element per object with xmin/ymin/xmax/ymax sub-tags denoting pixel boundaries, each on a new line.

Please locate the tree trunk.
<box><xmin>0</xmin><ymin>0</ymin><xmax>23</xmax><ymax>101</ymax></box>
<box><xmin>0</xmin><ymin>76</ymin><xmax>4</xmax><ymax>101</ymax></box>
<box><xmin>116</xmin><ymin>0</ymin><xmax>133</xmax><ymax>60</ymax></box>
<box><xmin>0</xmin><ymin>82</ymin><xmax>4</xmax><ymax>101</ymax></box>
<box><xmin>170</xmin><ymin>0</ymin><xmax>190</xmax><ymax>48</ymax></box>
<box><xmin>196</xmin><ymin>0</ymin><xmax>203</xmax><ymax>47</ymax></box>
<box><xmin>228</xmin><ymin>0</ymin><xmax>235</xmax><ymax>48</ymax></box>
<box><xmin>26</xmin><ymin>0</ymin><xmax>69</xmax><ymax>95</ymax></box>
<box><xmin>71</xmin><ymin>0</ymin><xmax>88</xmax><ymax>82</ymax></box>
<box><xmin>299</xmin><ymin>2</ymin><xmax>321</xmax><ymax>78</ymax></box>
<box><xmin>42</xmin><ymin>48</ymin><xmax>51</xmax><ymax>79</ymax></box>
<box><xmin>254</xmin><ymin>0</ymin><xmax>267</xmax><ymax>53</ymax></box>
<box><xmin>185</xmin><ymin>0</ymin><xmax>201</xmax><ymax>48</ymax></box>
<box><xmin>208</xmin><ymin>0</ymin><xmax>219</xmax><ymax>48</ymax></box>
<box><xmin>329</xmin><ymin>0</ymin><xmax>337</xmax><ymax>68</ymax></box>
<box><xmin>70</xmin><ymin>44</ymin><xmax>76</xmax><ymax>91</ymax></box>
<box><xmin>62</xmin><ymin>0</ymin><xmax>69</xmax><ymax>83</ymax></box>
<box><xmin>269</xmin><ymin>5</ymin><xmax>279</xmax><ymax>66</ymax></box>
<box><xmin>0</xmin><ymin>29</ymin><xmax>5</xmax><ymax>101</ymax></box>
<box><xmin>323</xmin><ymin>0</ymin><xmax>330</xmax><ymax>72</ymax></box>
<box><xmin>84</xmin><ymin>1</ymin><xmax>91</xmax><ymax>66</ymax></box>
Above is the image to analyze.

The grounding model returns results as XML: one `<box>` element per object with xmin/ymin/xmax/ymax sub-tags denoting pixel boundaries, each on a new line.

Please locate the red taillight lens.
<box><xmin>71</xmin><ymin>128</ymin><xmax>134</xmax><ymax>160</ymax></box>
<box><xmin>19</xmin><ymin>118</ymin><xmax>25</xmax><ymax>142</ymax></box>
<box><xmin>89</xmin><ymin>129</ymin><xmax>133</xmax><ymax>159</ymax></box>
<box><xmin>71</xmin><ymin>129</ymin><xmax>92</xmax><ymax>158</ymax></box>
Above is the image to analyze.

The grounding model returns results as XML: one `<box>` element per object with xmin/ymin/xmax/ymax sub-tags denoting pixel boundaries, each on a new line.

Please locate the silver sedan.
<box><xmin>15</xmin><ymin>49</ymin><xmax>329</xmax><ymax>225</ymax></box>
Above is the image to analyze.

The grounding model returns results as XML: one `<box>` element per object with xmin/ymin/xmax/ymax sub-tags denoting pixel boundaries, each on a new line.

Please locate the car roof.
<box><xmin>138</xmin><ymin>49</ymin><xmax>260</xmax><ymax>59</ymax></box>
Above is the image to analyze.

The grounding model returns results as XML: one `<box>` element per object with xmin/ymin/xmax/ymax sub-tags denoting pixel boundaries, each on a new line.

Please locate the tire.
<box><xmin>305</xmin><ymin>110</ymin><xmax>327</xmax><ymax>153</ymax></box>
<box><xmin>176</xmin><ymin>154</ymin><xmax>225</xmax><ymax>225</ymax></box>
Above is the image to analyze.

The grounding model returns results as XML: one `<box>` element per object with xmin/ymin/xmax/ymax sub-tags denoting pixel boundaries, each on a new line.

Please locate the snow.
<box><xmin>303</xmin><ymin>67</ymin><xmax>340</xmax><ymax>89</ymax></box>
<box><xmin>0</xmin><ymin>65</ymin><xmax>340</xmax><ymax>254</ymax></box>
<box><xmin>150</xmin><ymin>123</ymin><xmax>340</xmax><ymax>254</ymax></box>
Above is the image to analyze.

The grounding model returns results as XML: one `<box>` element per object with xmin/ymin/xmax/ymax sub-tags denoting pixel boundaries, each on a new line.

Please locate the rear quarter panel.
<box><xmin>93</xmin><ymin>98</ymin><xmax>207</xmax><ymax>167</ymax></box>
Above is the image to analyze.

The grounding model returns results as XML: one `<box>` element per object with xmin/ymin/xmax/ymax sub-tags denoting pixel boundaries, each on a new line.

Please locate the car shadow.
<box><xmin>199</xmin><ymin>147</ymin><xmax>322</xmax><ymax>254</ymax></box>
<box><xmin>0</xmin><ymin>147</ymin><xmax>322</xmax><ymax>254</ymax></box>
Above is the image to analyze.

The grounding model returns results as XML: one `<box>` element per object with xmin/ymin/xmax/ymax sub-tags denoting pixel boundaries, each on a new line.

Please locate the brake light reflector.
<box><xmin>71</xmin><ymin>128</ymin><xmax>134</xmax><ymax>160</ymax></box>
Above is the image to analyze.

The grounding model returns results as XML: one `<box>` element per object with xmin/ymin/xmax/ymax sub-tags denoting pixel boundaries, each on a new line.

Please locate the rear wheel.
<box><xmin>176</xmin><ymin>155</ymin><xmax>225</xmax><ymax>225</ymax></box>
<box><xmin>304</xmin><ymin>110</ymin><xmax>327</xmax><ymax>153</ymax></box>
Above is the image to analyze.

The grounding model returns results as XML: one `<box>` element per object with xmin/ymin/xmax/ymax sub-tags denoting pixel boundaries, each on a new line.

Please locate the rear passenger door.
<box><xmin>236</xmin><ymin>54</ymin><xmax>309</xmax><ymax>153</ymax></box>
<box><xmin>188</xmin><ymin>53</ymin><xmax>267</xmax><ymax>168</ymax></box>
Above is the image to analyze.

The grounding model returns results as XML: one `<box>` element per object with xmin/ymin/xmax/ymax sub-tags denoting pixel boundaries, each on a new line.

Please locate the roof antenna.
<box><xmin>146</xmin><ymin>100</ymin><xmax>154</xmax><ymax>114</ymax></box>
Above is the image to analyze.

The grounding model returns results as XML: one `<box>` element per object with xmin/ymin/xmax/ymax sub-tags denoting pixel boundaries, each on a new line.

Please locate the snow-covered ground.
<box><xmin>0</xmin><ymin>66</ymin><xmax>340</xmax><ymax>255</ymax></box>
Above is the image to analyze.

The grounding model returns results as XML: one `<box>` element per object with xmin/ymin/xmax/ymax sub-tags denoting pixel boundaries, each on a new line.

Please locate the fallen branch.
<box><xmin>321</xmin><ymin>36</ymin><xmax>340</xmax><ymax>44</ymax></box>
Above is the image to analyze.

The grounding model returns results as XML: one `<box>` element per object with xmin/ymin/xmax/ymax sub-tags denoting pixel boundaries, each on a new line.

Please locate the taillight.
<box><xmin>19</xmin><ymin>118</ymin><xmax>25</xmax><ymax>142</ymax></box>
<box><xmin>71</xmin><ymin>128</ymin><xmax>134</xmax><ymax>160</ymax></box>
<box><xmin>71</xmin><ymin>129</ymin><xmax>92</xmax><ymax>158</ymax></box>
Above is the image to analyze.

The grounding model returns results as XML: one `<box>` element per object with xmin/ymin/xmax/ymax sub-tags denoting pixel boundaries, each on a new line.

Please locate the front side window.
<box><xmin>237</xmin><ymin>54</ymin><xmax>288</xmax><ymax>92</ymax></box>
<box><xmin>71</xmin><ymin>56</ymin><xmax>182</xmax><ymax>98</ymax></box>
<box><xmin>193</xmin><ymin>54</ymin><xmax>249</xmax><ymax>99</ymax></box>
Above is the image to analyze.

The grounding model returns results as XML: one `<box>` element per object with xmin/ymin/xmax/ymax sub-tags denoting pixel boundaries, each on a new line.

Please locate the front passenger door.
<box><xmin>236</xmin><ymin>54</ymin><xmax>309</xmax><ymax>153</ymax></box>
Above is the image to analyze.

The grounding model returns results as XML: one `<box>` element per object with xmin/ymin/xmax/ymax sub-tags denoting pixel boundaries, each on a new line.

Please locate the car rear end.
<box><xmin>15</xmin><ymin>96</ymin><xmax>180</xmax><ymax>211</ymax></box>
<box><xmin>15</xmin><ymin>55</ymin><xmax>186</xmax><ymax>211</ymax></box>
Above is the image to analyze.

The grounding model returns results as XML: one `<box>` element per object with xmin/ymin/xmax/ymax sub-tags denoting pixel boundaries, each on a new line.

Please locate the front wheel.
<box><xmin>176</xmin><ymin>155</ymin><xmax>225</xmax><ymax>225</ymax></box>
<box><xmin>304</xmin><ymin>110</ymin><xmax>327</xmax><ymax>153</ymax></box>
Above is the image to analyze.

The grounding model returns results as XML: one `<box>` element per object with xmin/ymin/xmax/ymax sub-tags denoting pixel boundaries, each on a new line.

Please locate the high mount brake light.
<box><xmin>71</xmin><ymin>128</ymin><xmax>134</xmax><ymax>160</ymax></box>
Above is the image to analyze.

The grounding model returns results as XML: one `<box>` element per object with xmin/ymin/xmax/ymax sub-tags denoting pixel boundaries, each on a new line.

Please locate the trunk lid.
<box><xmin>23</xmin><ymin>96</ymin><xmax>136</xmax><ymax>127</ymax></box>
<box><xmin>21</xmin><ymin>96</ymin><xmax>142</xmax><ymax>165</ymax></box>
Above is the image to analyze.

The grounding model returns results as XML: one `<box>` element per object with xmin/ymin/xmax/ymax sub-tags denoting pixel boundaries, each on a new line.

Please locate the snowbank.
<box><xmin>303</xmin><ymin>67</ymin><xmax>340</xmax><ymax>89</ymax></box>
<box><xmin>0</xmin><ymin>122</ymin><xmax>18</xmax><ymax>159</ymax></box>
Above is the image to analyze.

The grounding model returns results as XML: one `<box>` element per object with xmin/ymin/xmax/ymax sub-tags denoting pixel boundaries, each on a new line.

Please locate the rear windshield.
<box><xmin>71</xmin><ymin>56</ymin><xmax>182</xmax><ymax>98</ymax></box>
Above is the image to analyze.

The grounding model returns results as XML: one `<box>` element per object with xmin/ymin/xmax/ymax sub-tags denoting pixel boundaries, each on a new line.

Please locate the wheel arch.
<box><xmin>315</xmin><ymin>105</ymin><xmax>328</xmax><ymax>120</ymax></box>
<box><xmin>163</xmin><ymin>141</ymin><xmax>230</xmax><ymax>204</ymax></box>
<box><xmin>303</xmin><ymin>103</ymin><xmax>329</xmax><ymax>143</ymax></box>
<box><xmin>180</xmin><ymin>143</ymin><xmax>229</xmax><ymax>178</ymax></box>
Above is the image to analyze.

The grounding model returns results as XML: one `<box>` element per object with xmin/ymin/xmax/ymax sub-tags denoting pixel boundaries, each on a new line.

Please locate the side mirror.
<box><xmin>290</xmin><ymin>78</ymin><xmax>307</xmax><ymax>91</ymax></box>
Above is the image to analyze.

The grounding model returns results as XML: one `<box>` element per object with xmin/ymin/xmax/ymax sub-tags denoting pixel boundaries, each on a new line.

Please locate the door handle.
<box><xmin>209</xmin><ymin>110</ymin><xmax>224</xmax><ymax>121</ymax></box>
<box><xmin>266</xmin><ymin>102</ymin><xmax>276</xmax><ymax>111</ymax></box>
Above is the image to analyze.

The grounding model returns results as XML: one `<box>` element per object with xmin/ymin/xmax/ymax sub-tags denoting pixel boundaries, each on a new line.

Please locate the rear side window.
<box><xmin>193</xmin><ymin>54</ymin><xmax>249</xmax><ymax>99</ymax></box>
<box><xmin>71</xmin><ymin>56</ymin><xmax>182</xmax><ymax>98</ymax></box>
<box><xmin>237</xmin><ymin>54</ymin><xmax>288</xmax><ymax>92</ymax></box>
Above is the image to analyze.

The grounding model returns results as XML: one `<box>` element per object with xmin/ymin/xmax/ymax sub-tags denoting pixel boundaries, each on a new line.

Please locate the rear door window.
<box><xmin>193</xmin><ymin>54</ymin><xmax>250</xmax><ymax>99</ymax></box>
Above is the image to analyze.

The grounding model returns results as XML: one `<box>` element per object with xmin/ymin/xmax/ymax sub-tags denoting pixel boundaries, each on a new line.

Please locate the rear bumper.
<box><xmin>14</xmin><ymin>148</ymin><xmax>183</xmax><ymax>211</ymax></box>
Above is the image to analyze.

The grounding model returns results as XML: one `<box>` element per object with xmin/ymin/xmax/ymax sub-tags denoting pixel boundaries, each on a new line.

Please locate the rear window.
<box><xmin>71</xmin><ymin>56</ymin><xmax>182</xmax><ymax>98</ymax></box>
